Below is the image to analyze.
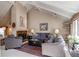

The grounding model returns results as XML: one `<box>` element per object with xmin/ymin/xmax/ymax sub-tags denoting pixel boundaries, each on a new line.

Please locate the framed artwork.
<box><xmin>19</xmin><ymin>16</ymin><xmax>25</xmax><ymax>27</ymax></box>
<box><xmin>40</xmin><ymin>23</ymin><xmax>48</xmax><ymax>31</ymax></box>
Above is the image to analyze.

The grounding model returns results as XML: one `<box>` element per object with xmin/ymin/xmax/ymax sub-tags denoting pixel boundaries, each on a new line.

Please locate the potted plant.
<box><xmin>67</xmin><ymin>35</ymin><xmax>79</xmax><ymax>50</ymax></box>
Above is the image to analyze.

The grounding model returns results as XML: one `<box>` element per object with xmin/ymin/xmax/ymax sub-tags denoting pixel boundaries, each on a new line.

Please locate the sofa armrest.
<box><xmin>42</xmin><ymin>43</ymin><xmax>69</xmax><ymax>57</ymax></box>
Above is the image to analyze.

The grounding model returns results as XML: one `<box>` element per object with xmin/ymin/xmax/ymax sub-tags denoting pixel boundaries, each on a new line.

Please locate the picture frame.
<box><xmin>40</xmin><ymin>23</ymin><xmax>48</xmax><ymax>31</ymax></box>
<box><xmin>19</xmin><ymin>16</ymin><xmax>25</xmax><ymax>27</ymax></box>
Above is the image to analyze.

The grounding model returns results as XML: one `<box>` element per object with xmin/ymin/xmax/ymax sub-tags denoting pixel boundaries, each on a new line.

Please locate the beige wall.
<box><xmin>11</xmin><ymin>2</ymin><xmax>27</xmax><ymax>36</ymax></box>
<box><xmin>11</xmin><ymin>3</ymin><xmax>68</xmax><ymax>36</ymax></box>
<box><xmin>28</xmin><ymin>9</ymin><xmax>66</xmax><ymax>35</ymax></box>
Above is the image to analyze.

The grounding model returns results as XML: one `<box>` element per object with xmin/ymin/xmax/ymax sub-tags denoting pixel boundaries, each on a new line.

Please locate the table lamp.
<box><xmin>54</xmin><ymin>29</ymin><xmax>60</xmax><ymax>34</ymax></box>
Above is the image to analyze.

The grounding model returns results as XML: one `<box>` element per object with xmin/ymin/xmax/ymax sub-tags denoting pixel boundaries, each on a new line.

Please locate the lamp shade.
<box><xmin>55</xmin><ymin>29</ymin><xmax>60</xmax><ymax>34</ymax></box>
<box><xmin>31</xmin><ymin>29</ymin><xmax>34</xmax><ymax>33</ymax></box>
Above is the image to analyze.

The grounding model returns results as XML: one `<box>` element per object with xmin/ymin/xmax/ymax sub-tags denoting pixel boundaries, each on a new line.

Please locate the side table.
<box><xmin>0</xmin><ymin>38</ymin><xmax>4</xmax><ymax>46</ymax></box>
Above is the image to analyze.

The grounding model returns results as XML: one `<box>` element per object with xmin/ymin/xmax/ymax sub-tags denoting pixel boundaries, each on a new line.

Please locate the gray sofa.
<box><xmin>42</xmin><ymin>43</ymin><xmax>71</xmax><ymax>57</ymax></box>
<box><xmin>4</xmin><ymin>37</ymin><xmax>22</xmax><ymax>50</ymax></box>
<box><xmin>42</xmin><ymin>35</ymin><xmax>71</xmax><ymax>57</ymax></box>
<box><xmin>42</xmin><ymin>43</ymin><xmax>65</xmax><ymax>57</ymax></box>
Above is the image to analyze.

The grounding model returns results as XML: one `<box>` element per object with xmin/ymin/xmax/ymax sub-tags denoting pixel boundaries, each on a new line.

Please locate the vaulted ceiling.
<box><xmin>0</xmin><ymin>1</ymin><xmax>12</xmax><ymax>26</ymax></box>
<box><xmin>0</xmin><ymin>1</ymin><xmax>79</xmax><ymax>22</ymax></box>
<box><xmin>19</xmin><ymin>1</ymin><xmax>79</xmax><ymax>19</ymax></box>
<box><xmin>0</xmin><ymin>1</ymin><xmax>12</xmax><ymax>19</ymax></box>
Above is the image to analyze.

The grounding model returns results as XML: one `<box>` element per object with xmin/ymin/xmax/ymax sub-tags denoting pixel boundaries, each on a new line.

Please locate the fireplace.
<box><xmin>17</xmin><ymin>31</ymin><xmax>27</xmax><ymax>42</ymax></box>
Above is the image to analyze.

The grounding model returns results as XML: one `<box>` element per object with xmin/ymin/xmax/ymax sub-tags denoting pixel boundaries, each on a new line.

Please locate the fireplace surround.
<box><xmin>17</xmin><ymin>31</ymin><xmax>27</xmax><ymax>42</ymax></box>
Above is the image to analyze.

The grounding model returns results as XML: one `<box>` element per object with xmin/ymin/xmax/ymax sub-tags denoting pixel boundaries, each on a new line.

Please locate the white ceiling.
<box><xmin>0</xmin><ymin>1</ymin><xmax>79</xmax><ymax>20</ymax></box>
<box><xmin>20</xmin><ymin>1</ymin><xmax>79</xmax><ymax>19</ymax></box>
<box><xmin>42</xmin><ymin>1</ymin><xmax>79</xmax><ymax>13</ymax></box>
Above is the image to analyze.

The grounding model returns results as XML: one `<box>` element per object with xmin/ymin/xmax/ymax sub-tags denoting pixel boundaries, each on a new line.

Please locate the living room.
<box><xmin>0</xmin><ymin>1</ymin><xmax>79</xmax><ymax>57</ymax></box>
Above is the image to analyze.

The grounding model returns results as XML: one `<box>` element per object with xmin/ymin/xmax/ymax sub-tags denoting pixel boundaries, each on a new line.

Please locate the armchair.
<box><xmin>4</xmin><ymin>37</ymin><xmax>22</xmax><ymax>50</ymax></box>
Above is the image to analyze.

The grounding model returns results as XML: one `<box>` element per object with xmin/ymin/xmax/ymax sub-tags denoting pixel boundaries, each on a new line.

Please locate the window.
<box><xmin>71</xmin><ymin>20</ymin><xmax>79</xmax><ymax>37</ymax></box>
<box><xmin>0</xmin><ymin>27</ymin><xmax>5</xmax><ymax>38</ymax></box>
<box><xmin>77</xmin><ymin>20</ymin><xmax>79</xmax><ymax>36</ymax></box>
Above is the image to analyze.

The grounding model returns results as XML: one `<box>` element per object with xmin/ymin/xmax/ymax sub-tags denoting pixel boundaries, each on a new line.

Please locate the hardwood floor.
<box><xmin>17</xmin><ymin>44</ymin><xmax>42</xmax><ymax>56</ymax></box>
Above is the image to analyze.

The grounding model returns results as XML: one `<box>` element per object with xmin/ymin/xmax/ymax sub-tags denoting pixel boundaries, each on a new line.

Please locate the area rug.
<box><xmin>17</xmin><ymin>44</ymin><xmax>42</xmax><ymax>56</ymax></box>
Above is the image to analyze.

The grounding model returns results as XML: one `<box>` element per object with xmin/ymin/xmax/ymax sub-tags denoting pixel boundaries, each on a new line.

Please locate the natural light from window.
<box><xmin>0</xmin><ymin>27</ymin><xmax>5</xmax><ymax>38</ymax></box>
